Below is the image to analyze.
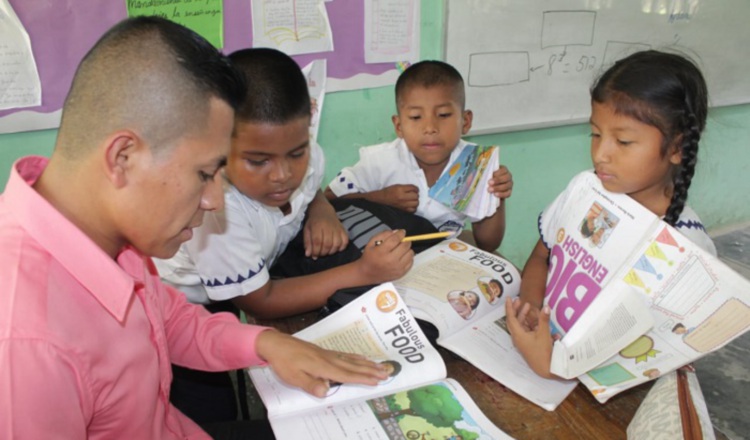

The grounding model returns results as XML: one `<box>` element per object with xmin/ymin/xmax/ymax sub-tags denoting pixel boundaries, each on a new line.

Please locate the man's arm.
<box><xmin>1</xmin><ymin>341</ymin><xmax>89</xmax><ymax>438</ymax></box>
<box><xmin>232</xmin><ymin>229</ymin><xmax>414</xmax><ymax>319</ymax></box>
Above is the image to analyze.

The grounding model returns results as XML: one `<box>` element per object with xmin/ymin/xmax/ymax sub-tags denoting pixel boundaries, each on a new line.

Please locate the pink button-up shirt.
<box><xmin>0</xmin><ymin>156</ymin><xmax>269</xmax><ymax>439</ymax></box>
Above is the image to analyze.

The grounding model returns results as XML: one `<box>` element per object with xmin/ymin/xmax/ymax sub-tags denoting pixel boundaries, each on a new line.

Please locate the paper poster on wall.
<box><xmin>0</xmin><ymin>0</ymin><xmax>41</xmax><ymax>111</ymax></box>
<box><xmin>0</xmin><ymin>0</ymin><xmax>412</xmax><ymax>134</ymax></box>
<box><xmin>126</xmin><ymin>0</ymin><xmax>224</xmax><ymax>48</ymax></box>
<box><xmin>301</xmin><ymin>59</ymin><xmax>326</xmax><ymax>141</ymax></box>
<box><xmin>364</xmin><ymin>0</ymin><xmax>419</xmax><ymax>64</ymax></box>
<box><xmin>251</xmin><ymin>0</ymin><xmax>334</xmax><ymax>56</ymax></box>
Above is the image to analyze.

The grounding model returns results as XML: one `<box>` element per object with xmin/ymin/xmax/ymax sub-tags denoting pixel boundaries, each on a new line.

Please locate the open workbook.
<box><xmin>248</xmin><ymin>283</ymin><xmax>511</xmax><ymax>440</ymax></box>
<box><xmin>428</xmin><ymin>144</ymin><xmax>500</xmax><ymax>219</ymax></box>
<box><xmin>392</xmin><ymin>239</ymin><xmax>578</xmax><ymax>411</ymax></box>
<box><xmin>543</xmin><ymin>171</ymin><xmax>750</xmax><ymax>403</ymax></box>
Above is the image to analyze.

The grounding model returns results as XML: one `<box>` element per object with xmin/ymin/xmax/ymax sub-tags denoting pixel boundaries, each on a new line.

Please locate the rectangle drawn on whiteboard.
<box><xmin>541</xmin><ymin>10</ymin><xmax>595</xmax><ymax>48</ymax></box>
<box><xmin>469</xmin><ymin>52</ymin><xmax>530</xmax><ymax>87</ymax></box>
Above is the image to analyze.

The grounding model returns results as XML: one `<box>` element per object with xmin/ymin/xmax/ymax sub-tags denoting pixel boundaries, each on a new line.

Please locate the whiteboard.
<box><xmin>445</xmin><ymin>0</ymin><xmax>750</xmax><ymax>134</ymax></box>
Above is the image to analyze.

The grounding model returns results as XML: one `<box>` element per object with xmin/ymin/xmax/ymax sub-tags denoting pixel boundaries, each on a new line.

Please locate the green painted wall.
<box><xmin>1</xmin><ymin>2</ymin><xmax>748</xmax><ymax>266</ymax></box>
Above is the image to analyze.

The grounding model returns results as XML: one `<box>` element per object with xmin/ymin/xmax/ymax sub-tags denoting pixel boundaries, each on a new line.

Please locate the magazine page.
<box><xmin>270</xmin><ymin>378</ymin><xmax>512</xmax><ymax>440</ymax></box>
<box><xmin>393</xmin><ymin>239</ymin><xmax>521</xmax><ymax>336</ymax></box>
<box><xmin>428</xmin><ymin>144</ymin><xmax>500</xmax><ymax>219</ymax></box>
<box><xmin>439</xmin><ymin>310</ymin><xmax>578</xmax><ymax>411</ymax></box>
<box><xmin>249</xmin><ymin>283</ymin><xmax>445</xmax><ymax>418</ymax></box>
<box><xmin>578</xmin><ymin>223</ymin><xmax>750</xmax><ymax>403</ymax></box>
<box><xmin>543</xmin><ymin>172</ymin><xmax>661</xmax><ymax>372</ymax></box>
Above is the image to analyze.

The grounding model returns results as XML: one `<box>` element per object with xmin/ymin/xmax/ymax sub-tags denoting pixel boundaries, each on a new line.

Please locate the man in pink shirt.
<box><xmin>0</xmin><ymin>17</ymin><xmax>386</xmax><ymax>440</ymax></box>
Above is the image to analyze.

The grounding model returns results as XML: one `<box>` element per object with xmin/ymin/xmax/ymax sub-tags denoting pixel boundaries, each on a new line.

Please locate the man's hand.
<box><xmin>488</xmin><ymin>165</ymin><xmax>513</xmax><ymax>200</ymax></box>
<box><xmin>256</xmin><ymin>330</ymin><xmax>388</xmax><ymax>398</ymax></box>
<box><xmin>505</xmin><ymin>297</ymin><xmax>554</xmax><ymax>378</ymax></box>
<box><xmin>375</xmin><ymin>185</ymin><xmax>419</xmax><ymax>213</ymax></box>
<box><xmin>357</xmin><ymin>229</ymin><xmax>414</xmax><ymax>283</ymax></box>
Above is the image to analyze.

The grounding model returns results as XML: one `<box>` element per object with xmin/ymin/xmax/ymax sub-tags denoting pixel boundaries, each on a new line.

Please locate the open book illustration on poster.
<box><xmin>428</xmin><ymin>144</ymin><xmax>500</xmax><ymax>219</ymax></box>
<box><xmin>393</xmin><ymin>239</ymin><xmax>578</xmax><ymax>411</ymax></box>
<box><xmin>248</xmin><ymin>283</ymin><xmax>511</xmax><ymax>440</ymax></box>
<box><xmin>542</xmin><ymin>171</ymin><xmax>750</xmax><ymax>403</ymax></box>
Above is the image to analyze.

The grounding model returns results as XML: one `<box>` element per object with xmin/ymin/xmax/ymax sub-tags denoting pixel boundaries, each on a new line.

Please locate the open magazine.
<box><xmin>544</xmin><ymin>171</ymin><xmax>750</xmax><ymax>403</ymax></box>
<box><xmin>393</xmin><ymin>239</ymin><xmax>578</xmax><ymax>411</ymax></box>
<box><xmin>428</xmin><ymin>144</ymin><xmax>500</xmax><ymax>219</ymax></box>
<box><xmin>248</xmin><ymin>283</ymin><xmax>511</xmax><ymax>440</ymax></box>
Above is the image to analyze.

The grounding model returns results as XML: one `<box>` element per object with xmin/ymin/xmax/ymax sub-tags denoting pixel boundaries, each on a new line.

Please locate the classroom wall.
<box><xmin>1</xmin><ymin>2</ymin><xmax>749</xmax><ymax>267</ymax></box>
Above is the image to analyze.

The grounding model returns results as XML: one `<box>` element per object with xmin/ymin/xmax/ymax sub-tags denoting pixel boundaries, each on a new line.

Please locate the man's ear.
<box><xmin>102</xmin><ymin>130</ymin><xmax>141</xmax><ymax>189</ymax></box>
<box><xmin>462</xmin><ymin>109</ymin><xmax>473</xmax><ymax>135</ymax></box>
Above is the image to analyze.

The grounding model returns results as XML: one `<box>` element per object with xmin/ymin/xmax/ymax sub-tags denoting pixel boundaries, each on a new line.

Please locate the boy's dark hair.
<box><xmin>59</xmin><ymin>16</ymin><xmax>246</xmax><ymax>158</ymax></box>
<box><xmin>228</xmin><ymin>48</ymin><xmax>311</xmax><ymax>124</ymax></box>
<box><xmin>591</xmin><ymin>50</ymin><xmax>708</xmax><ymax>226</ymax></box>
<box><xmin>395</xmin><ymin>60</ymin><xmax>466</xmax><ymax>110</ymax></box>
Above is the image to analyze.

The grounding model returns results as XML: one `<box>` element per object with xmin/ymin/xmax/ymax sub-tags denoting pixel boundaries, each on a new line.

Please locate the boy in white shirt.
<box><xmin>325</xmin><ymin>60</ymin><xmax>514</xmax><ymax>252</ymax></box>
<box><xmin>156</xmin><ymin>48</ymin><xmax>414</xmax><ymax>319</ymax></box>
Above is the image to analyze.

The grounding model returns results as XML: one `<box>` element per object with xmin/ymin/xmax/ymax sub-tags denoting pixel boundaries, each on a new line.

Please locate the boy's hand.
<box><xmin>304</xmin><ymin>194</ymin><xmax>349</xmax><ymax>259</ymax></box>
<box><xmin>358</xmin><ymin>229</ymin><xmax>414</xmax><ymax>283</ymax></box>
<box><xmin>376</xmin><ymin>185</ymin><xmax>419</xmax><ymax>213</ymax></box>
<box><xmin>488</xmin><ymin>165</ymin><xmax>513</xmax><ymax>200</ymax></box>
<box><xmin>256</xmin><ymin>330</ymin><xmax>388</xmax><ymax>398</ymax></box>
<box><xmin>505</xmin><ymin>297</ymin><xmax>554</xmax><ymax>378</ymax></box>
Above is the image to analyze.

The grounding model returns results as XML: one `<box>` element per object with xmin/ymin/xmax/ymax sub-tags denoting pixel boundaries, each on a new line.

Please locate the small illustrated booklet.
<box><xmin>248</xmin><ymin>283</ymin><xmax>511</xmax><ymax>440</ymax></box>
<box><xmin>393</xmin><ymin>239</ymin><xmax>578</xmax><ymax>411</ymax></box>
<box><xmin>543</xmin><ymin>171</ymin><xmax>750</xmax><ymax>403</ymax></box>
<box><xmin>428</xmin><ymin>144</ymin><xmax>500</xmax><ymax>219</ymax></box>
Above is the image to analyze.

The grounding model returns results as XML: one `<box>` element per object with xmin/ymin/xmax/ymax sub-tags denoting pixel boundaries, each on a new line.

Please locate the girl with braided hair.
<box><xmin>505</xmin><ymin>50</ymin><xmax>717</xmax><ymax>378</ymax></box>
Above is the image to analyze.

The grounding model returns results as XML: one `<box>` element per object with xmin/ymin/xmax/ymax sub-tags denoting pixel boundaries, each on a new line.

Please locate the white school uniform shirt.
<box><xmin>155</xmin><ymin>141</ymin><xmax>326</xmax><ymax>304</ymax></box>
<box><xmin>539</xmin><ymin>170</ymin><xmax>717</xmax><ymax>256</ymax></box>
<box><xmin>327</xmin><ymin>138</ymin><xmax>479</xmax><ymax>232</ymax></box>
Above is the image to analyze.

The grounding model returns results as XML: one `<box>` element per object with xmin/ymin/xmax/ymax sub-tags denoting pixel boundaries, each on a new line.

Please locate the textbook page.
<box><xmin>249</xmin><ymin>283</ymin><xmax>445</xmax><ymax>418</ymax></box>
<box><xmin>439</xmin><ymin>310</ymin><xmax>578</xmax><ymax>411</ymax></box>
<box><xmin>549</xmin><ymin>278</ymin><xmax>654</xmax><ymax>379</ymax></box>
<box><xmin>428</xmin><ymin>145</ymin><xmax>500</xmax><ymax>220</ymax></box>
<box><xmin>394</xmin><ymin>239</ymin><xmax>577</xmax><ymax>411</ymax></box>
<box><xmin>271</xmin><ymin>378</ymin><xmax>512</xmax><ymax>440</ymax></box>
<box><xmin>543</xmin><ymin>171</ymin><xmax>662</xmax><ymax>377</ymax></box>
<box><xmin>577</xmin><ymin>223</ymin><xmax>750</xmax><ymax>403</ymax></box>
<box><xmin>394</xmin><ymin>239</ymin><xmax>519</xmax><ymax>334</ymax></box>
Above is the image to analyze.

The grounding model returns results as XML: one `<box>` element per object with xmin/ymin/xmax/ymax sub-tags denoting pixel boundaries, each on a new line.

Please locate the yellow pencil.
<box><xmin>401</xmin><ymin>231</ymin><xmax>454</xmax><ymax>242</ymax></box>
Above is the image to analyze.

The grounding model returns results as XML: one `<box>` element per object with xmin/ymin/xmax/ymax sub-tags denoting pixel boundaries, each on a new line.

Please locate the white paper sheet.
<box><xmin>0</xmin><ymin>0</ymin><xmax>42</xmax><ymax>111</ymax></box>
<box><xmin>364</xmin><ymin>0</ymin><xmax>419</xmax><ymax>64</ymax></box>
<box><xmin>301</xmin><ymin>59</ymin><xmax>326</xmax><ymax>142</ymax></box>
<box><xmin>252</xmin><ymin>0</ymin><xmax>334</xmax><ymax>56</ymax></box>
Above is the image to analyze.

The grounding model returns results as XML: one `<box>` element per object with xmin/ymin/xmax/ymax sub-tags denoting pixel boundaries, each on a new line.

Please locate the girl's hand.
<box><xmin>256</xmin><ymin>330</ymin><xmax>388</xmax><ymax>398</ymax></box>
<box><xmin>488</xmin><ymin>165</ymin><xmax>513</xmax><ymax>200</ymax></box>
<box><xmin>505</xmin><ymin>297</ymin><xmax>554</xmax><ymax>378</ymax></box>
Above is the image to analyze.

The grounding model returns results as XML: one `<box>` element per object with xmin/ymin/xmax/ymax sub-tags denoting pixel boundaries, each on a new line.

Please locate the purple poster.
<box><xmin>0</xmin><ymin>0</ymin><xmax>403</xmax><ymax>129</ymax></box>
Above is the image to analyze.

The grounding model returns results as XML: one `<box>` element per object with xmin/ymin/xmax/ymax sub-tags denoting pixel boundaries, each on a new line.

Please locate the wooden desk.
<box><xmin>255</xmin><ymin>312</ymin><xmax>657</xmax><ymax>440</ymax></box>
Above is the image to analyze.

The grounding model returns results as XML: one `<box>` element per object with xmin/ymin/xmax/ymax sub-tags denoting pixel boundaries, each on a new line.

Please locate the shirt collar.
<box><xmin>5</xmin><ymin>156</ymin><xmax>137</xmax><ymax>322</ymax></box>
